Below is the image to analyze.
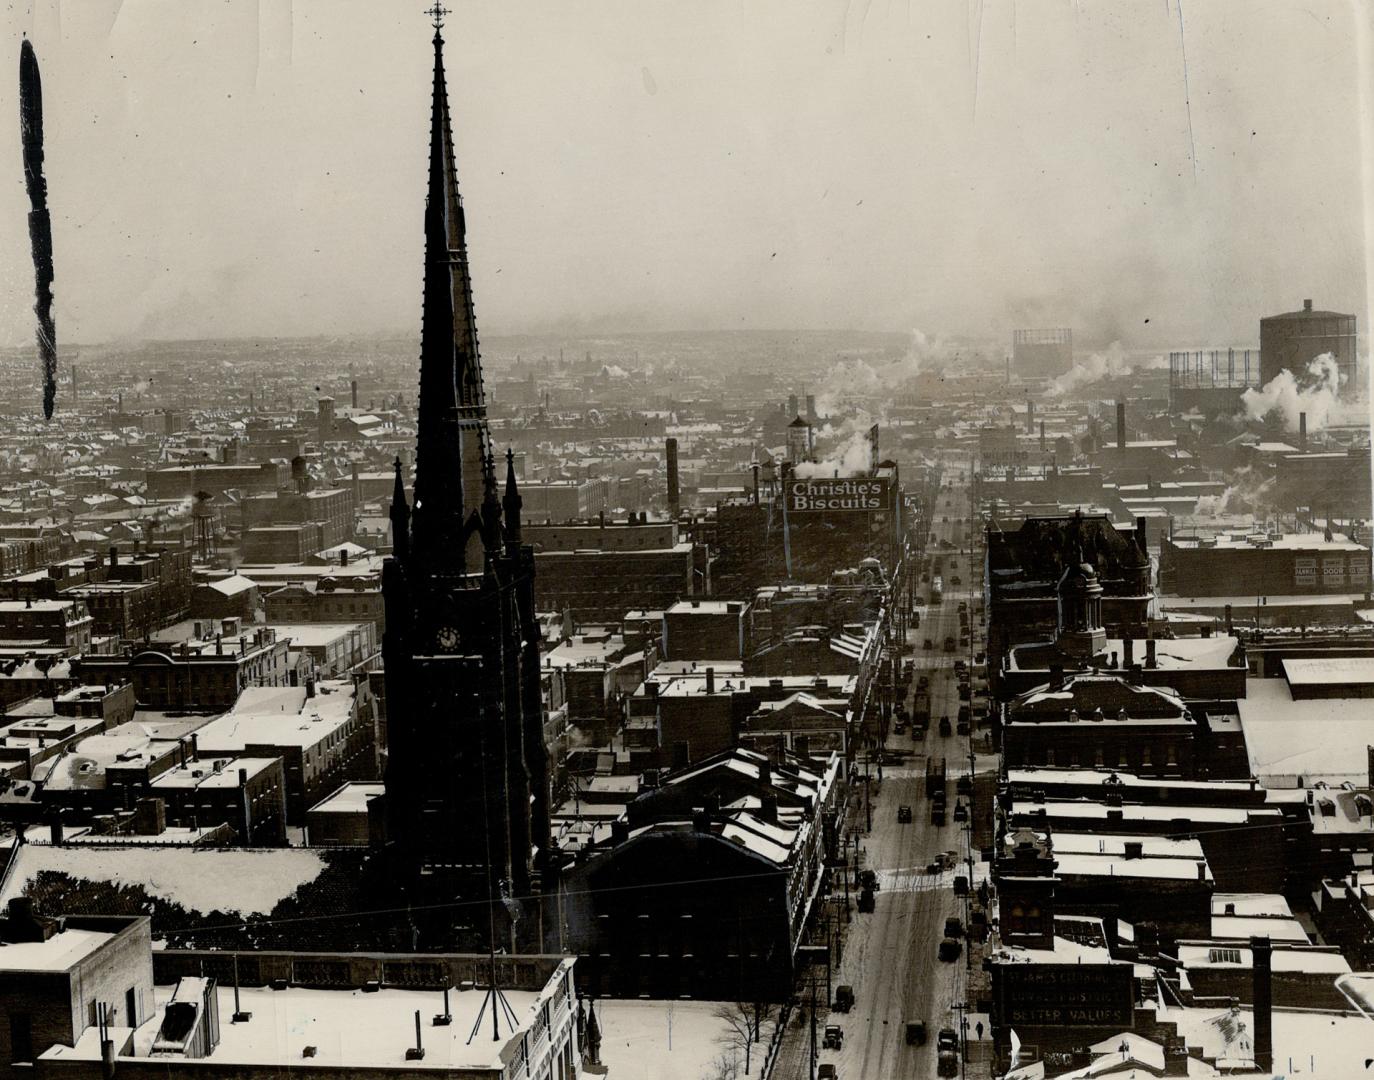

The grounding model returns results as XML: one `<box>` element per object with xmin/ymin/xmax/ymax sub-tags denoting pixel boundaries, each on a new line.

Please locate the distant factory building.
<box><xmin>1259</xmin><ymin>298</ymin><xmax>1357</xmax><ymax>388</ymax></box>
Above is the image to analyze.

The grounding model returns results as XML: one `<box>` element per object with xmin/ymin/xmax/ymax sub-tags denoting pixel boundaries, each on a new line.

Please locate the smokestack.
<box><xmin>72</xmin><ymin>364</ymin><xmax>77</xmax><ymax>402</ymax></box>
<box><xmin>805</xmin><ymin>394</ymin><xmax>816</xmax><ymax>424</ymax></box>
<box><xmin>788</xmin><ymin>394</ymin><xmax>798</xmax><ymax>418</ymax></box>
<box><xmin>1039</xmin><ymin>420</ymin><xmax>1046</xmax><ymax>451</ymax></box>
<box><xmin>1026</xmin><ymin>399</ymin><xmax>1035</xmax><ymax>434</ymax></box>
<box><xmin>350</xmin><ymin>378</ymin><xmax>359</xmax><ymax>410</ymax></box>
<box><xmin>751</xmin><ymin>463</ymin><xmax>760</xmax><ymax>505</ymax></box>
<box><xmin>1115</xmin><ymin>401</ymin><xmax>1127</xmax><ymax>450</ymax></box>
<box><xmin>1303</xmin><ymin>298</ymin><xmax>1313</xmax><ymax>313</ymax></box>
<box><xmin>1145</xmin><ymin>637</ymin><xmax>1157</xmax><ymax>668</ymax></box>
<box><xmin>706</xmin><ymin>666</ymin><xmax>715</xmax><ymax>694</ymax></box>
<box><xmin>1299</xmin><ymin>412</ymin><xmax>1307</xmax><ymax>452</ymax></box>
<box><xmin>1251</xmin><ymin>935</ymin><xmax>1273</xmax><ymax>1073</ymax></box>
<box><xmin>665</xmin><ymin>438</ymin><xmax>680</xmax><ymax>518</ymax></box>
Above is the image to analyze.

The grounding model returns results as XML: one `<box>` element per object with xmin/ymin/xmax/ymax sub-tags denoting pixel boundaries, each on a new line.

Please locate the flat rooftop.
<box><xmin>0</xmin><ymin>926</ymin><xmax>114</xmax><ymax>972</ymax></box>
<box><xmin>1283</xmin><ymin>656</ymin><xmax>1374</xmax><ymax>687</ymax></box>
<box><xmin>51</xmin><ymin>982</ymin><xmax>548</xmax><ymax>1072</ymax></box>
<box><xmin>308</xmin><ymin>781</ymin><xmax>385</xmax><ymax>815</ymax></box>
<box><xmin>1238</xmin><ymin>678</ymin><xmax>1374</xmax><ymax>787</ymax></box>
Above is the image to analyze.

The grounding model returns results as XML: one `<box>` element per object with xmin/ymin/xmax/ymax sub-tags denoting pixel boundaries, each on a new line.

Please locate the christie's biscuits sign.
<box><xmin>786</xmin><ymin>477</ymin><xmax>890</xmax><ymax>513</ymax></box>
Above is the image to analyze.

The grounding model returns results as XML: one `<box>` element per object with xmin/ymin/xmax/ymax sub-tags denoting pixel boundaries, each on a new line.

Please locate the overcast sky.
<box><xmin>2</xmin><ymin>0</ymin><xmax>1371</xmax><ymax>348</ymax></box>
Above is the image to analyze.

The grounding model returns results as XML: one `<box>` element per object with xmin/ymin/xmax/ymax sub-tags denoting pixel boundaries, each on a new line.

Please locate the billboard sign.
<box><xmin>995</xmin><ymin>963</ymin><xmax>1134</xmax><ymax>1028</ymax></box>
<box><xmin>786</xmin><ymin>477</ymin><xmax>891</xmax><ymax>513</ymax></box>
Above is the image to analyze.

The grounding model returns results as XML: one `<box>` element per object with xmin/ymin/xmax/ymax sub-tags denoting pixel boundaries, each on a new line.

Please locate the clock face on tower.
<box><xmin>436</xmin><ymin>625</ymin><xmax>460</xmax><ymax>651</ymax></box>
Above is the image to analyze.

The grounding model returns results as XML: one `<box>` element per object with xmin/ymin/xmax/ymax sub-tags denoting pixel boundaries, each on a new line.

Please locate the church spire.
<box><xmin>503</xmin><ymin>448</ymin><xmax>522</xmax><ymax>556</ymax></box>
<box><xmin>410</xmin><ymin>19</ymin><xmax>490</xmax><ymax>568</ymax></box>
<box><xmin>390</xmin><ymin>457</ymin><xmax>411</xmax><ymax>564</ymax></box>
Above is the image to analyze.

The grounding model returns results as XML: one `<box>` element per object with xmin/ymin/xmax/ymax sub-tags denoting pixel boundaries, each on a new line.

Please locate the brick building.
<box><xmin>76</xmin><ymin>630</ymin><xmax>291</xmax><ymax>711</ymax></box>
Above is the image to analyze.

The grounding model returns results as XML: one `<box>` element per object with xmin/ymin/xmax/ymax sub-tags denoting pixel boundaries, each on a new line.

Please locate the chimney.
<box><xmin>1145</xmin><ymin>637</ymin><xmax>1157</xmax><ymax>668</ymax></box>
<box><xmin>759</xmin><ymin>794</ymin><xmax>778</xmax><ymax>825</ymax></box>
<box><xmin>1224</xmin><ymin>604</ymin><xmax>1233</xmax><ymax>633</ymax></box>
<box><xmin>1136</xmin><ymin>516</ymin><xmax>1148</xmax><ymax>555</ymax></box>
<box><xmin>108</xmin><ymin>545</ymin><xmax>117</xmax><ymax>570</ymax></box>
<box><xmin>665</xmin><ymin>438</ymin><xmax>680</xmax><ymax>519</ymax></box>
<box><xmin>752</xmin><ymin>463</ymin><xmax>761</xmax><ymax>505</ymax></box>
<box><xmin>1303</xmin><ymin>298</ymin><xmax>1313</xmax><ymax>313</ymax></box>
<box><xmin>1026</xmin><ymin>399</ymin><xmax>1035</xmax><ymax>434</ymax></box>
<box><xmin>1299</xmin><ymin>411</ymin><xmax>1307</xmax><ymax>452</ymax></box>
<box><xmin>350</xmin><ymin>378</ymin><xmax>359</xmax><ymax>410</ymax></box>
<box><xmin>1195</xmin><ymin>860</ymin><xmax>1206</xmax><ymax>881</ymax></box>
<box><xmin>705</xmin><ymin>667</ymin><xmax>715</xmax><ymax>694</ymax></box>
<box><xmin>1123</xmin><ymin>636</ymin><xmax>1134</xmax><ymax>668</ymax></box>
<box><xmin>1049</xmin><ymin>664</ymin><xmax>1064</xmax><ymax>691</ymax></box>
<box><xmin>1123</xmin><ymin>840</ymin><xmax>1143</xmax><ymax>859</ymax></box>
<box><xmin>759</xmin><ymin>758</ymin><xmax>771</xmax><ymax>786</ymax></box>
<box><xmin>805</xmin><ymin>394</ymin><xmax>816</xmax><ymax>424</ymax></box>
<box><xmin>1116</xmin><ymin>401</ymin><xmax>1127</xmax><ymax>450</ymax></box>
<box><xmin>1039</xmin><ymin>420</ymin><xmax>1046</xmax><ymax>451</ymax></box>
<box><xmin>1251</xmin><ymin>935</ymin><xmax>1273</xmax><ymax>1073</ymax></box>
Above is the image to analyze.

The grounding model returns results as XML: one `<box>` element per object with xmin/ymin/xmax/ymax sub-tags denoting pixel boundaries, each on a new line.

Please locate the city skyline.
<box><xmin>1</xmin><ymin>0</ymin><xmax>1370</xmax><ymax>351</ymax></box>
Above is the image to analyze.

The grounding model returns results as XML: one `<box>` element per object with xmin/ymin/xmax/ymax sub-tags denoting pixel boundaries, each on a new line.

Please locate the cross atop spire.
<box><xmin>424</xmin><ymin>3</ymin><xmax>448</xmax><ymax>32</ymax></box>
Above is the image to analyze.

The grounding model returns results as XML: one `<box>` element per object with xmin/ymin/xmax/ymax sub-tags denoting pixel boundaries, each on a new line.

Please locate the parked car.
<box><xmin>897</xmin><ymin>804</ymin><xmax>912</xmax><ymax>823</ymax></box>
<box><xmin>923</xmin><ymin>638</ymin><xmax>934</xmax><ymax>651</ymax></box>
<box><xmin>944</xmin><ymin>916</ymin><xmax>963</xmax><ymax>938</ymax></box>
<box><xmin>938</xmin><ymin>937</ymin><xmax>961</xmax><ymax>961</ymax></box>
<box><xmin>931</xmin><ymin>805</ymin><xmax>946</xmax><ymax>826</ymax></box>
<box><xmin>956</xmin><ymin>775</ymin><xmax>973</xmax><ymax>796</ymax></box>
<box><xmin>953</xmin><ymin>800</ymin><xmax>969</xmax><ymax>821</ymax></box>
<box><xmin>937</xmin><ymin>1030</ymin><xmax>959</xmax><ymax>1077</ymax></box>
<box><xmin>822</xmin><ymin>1024</ymin><xmax>843</xmax><ymax>1049</ymax></box>
<box><xmin>953</xmin><ymin>874</ymin><xmax>969</xmax><ymax>896</ymax></box>
<box><xmin>939</xmin><ymin>716</ymin><xmax>952</xmax><ymax>736</ymax></box>
<box><xmin>818</xmin><ymin>1065</ymin><xmax>838</xmax><ymax>1080</ymax></box>
<box><xmin>834</xmin><ymin>985</ymin><xmax>855</xmax><ymax>1012</ymax></box>
<box><xmin>906</xmin><ymin>1020</ymin><xmax>927</xmax><ymax>1046</ymax></box>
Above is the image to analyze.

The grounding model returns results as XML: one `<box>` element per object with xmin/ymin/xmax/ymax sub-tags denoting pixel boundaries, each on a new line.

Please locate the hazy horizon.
<box><xmin>3</xmin><ymin>1</ymin><xmax>1371</xmax><ymax>352</ymax></box>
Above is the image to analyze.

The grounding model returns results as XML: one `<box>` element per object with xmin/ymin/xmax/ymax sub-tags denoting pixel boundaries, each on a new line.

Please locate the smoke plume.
<box><xmin>1239</xmin><ymin>353</ymin><xmax>1345</xmax><ymax>433</ymax></box>
<box><xmin>1192</xmin><ymin>467</ymin><xmax>1275</xmax><ymax>519</ymax></box>
<box><xmin>1045</xmin><ymin>342</ymin><xmax>1167</xmax><ymax>398</ymax></box>
<box><xmin>793</xmin><ymin>410</ymin><xmax>876</xmax><ymax>478</ymax></box>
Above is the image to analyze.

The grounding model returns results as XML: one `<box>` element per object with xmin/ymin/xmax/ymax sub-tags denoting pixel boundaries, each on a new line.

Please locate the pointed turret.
<box><xmin>503</xmin><ymin>448</ymin><xmax>522</xmax><ymax>556</ymax></box>
<box><xmin>410</xmin><ymin>25</ymin><xmax>490</xmax><ymax>569</ymax></box>
<box><xmin>390</xmin><ymin>457</ymin><xmax>411</xmax><ymax>564</ymax></box>
<box><xmin>481</xmin><ymin>449</ymin><xmax>502</xmax><ymax>554</ymax></box>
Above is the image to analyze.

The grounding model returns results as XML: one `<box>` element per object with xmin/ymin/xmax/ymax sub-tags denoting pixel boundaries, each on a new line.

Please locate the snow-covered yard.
<box><xmin>594</xmin><ymin>998</ymin><xmax>777</xmax><ymax>1080</ymax></box>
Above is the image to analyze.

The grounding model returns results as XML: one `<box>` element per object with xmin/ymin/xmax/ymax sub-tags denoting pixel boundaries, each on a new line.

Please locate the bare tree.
<box><xmin>700</xmin><ymin>1052</ymin><xmax>740</xmax><ymax>1080</ymax></box>
<box><xmin>714</xmin><ymin>1000</ymin><xmax>775</xmax><ymax>1075</ymax></box>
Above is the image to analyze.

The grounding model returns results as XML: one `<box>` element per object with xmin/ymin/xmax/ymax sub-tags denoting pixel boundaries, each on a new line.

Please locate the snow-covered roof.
<box><xmin>0</xmin><ymin>845</ymin><xmax>327</xmax><ymax>916</ymax></box>
<box><xmin>0</xmin><ymin>927</ymin><xmax>115</xmax><ymax>972</ymax></box>
<box><xmin>1237</xmin><ymin>678</ymin><xmax>1374</xmax><ymax>787</ymax></box>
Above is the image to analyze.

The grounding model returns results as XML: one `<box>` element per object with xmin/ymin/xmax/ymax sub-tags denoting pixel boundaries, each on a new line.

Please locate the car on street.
<box><xmin>834</xmin><ymin>985</ymin><xmax>854</xmax><ymax>1012</ymax></box>
<box><xmin>940</xmin><ymin>849</ymin><xmax>958</xmax><ymax>869</ymax></box>
<box><xmin>822</xmin><ymin>1024</ymin><xmax>843</xmax><ymax>1049</ymax></box>
<box><xmin>953</xmin><ymin>874</ymin><xmax>969</xmax><ymax>896</ymax></box>
<box><xmin>944</xmin><ymin>916</ymin><xmax>963</xmax><ymax>938</ymax></box>
<box><xmin>897</xmin><ymin>804</ymin><xmax>912</xmax><ymax>823</ymax></box>
<box><xmin>938</xmin><ymin>937</ymin><xmax>961</xmax><ymax>961</ymax></box>
<box><xmin>906</xmin><ymin>1020</ymin><xmax>927</xmax><ymax>1045</ymax></box>
<box><xmin>930</xmin><ymin>804</ymin><xmax>946</xmax><ymax>825</ymax></box>
<box><xmin>953</xmin><ymin>799</ymin><xmax>969</xmax><ymax>821</ymax></box>
<box><xmin>938</xmin><ymin>715</ymin><xmax>952</xmax><ymax>736</ymax></box>
<box><xmin>923</xmin><ymin>638</ymin><xmax>934</xmax><ymax>650</ymax></box>
<box><xmin>937</xmin><ymin>1030</ymin><xmax>959</xmax><ymax>1077</ymax></box>
<box><xmin>818</xmin><ymin>1065</ymin><xmax>838</xmax><ymax>1080</ymax></box>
